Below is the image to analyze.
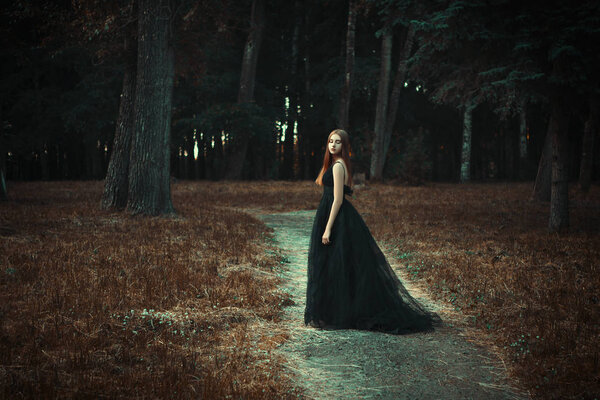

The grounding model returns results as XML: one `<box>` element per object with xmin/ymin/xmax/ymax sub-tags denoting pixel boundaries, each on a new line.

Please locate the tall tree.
<box><xmin>579</xmin><ymin>93</ymin><xmax>598</xmax><ymax>193</ymax></box>
<box><xmin>532</xmin><ymin>124</ymin><xmax>552</xmax><ymax>201</ymax></box>
<box><xmin>126</xmin><ymin>0</ymin><xmax>175</xmax><ymax>215</ymax></box>
<box><xmin>383</xmin><ymin>21</ymin><xmax>416</xmax><ymax>165</ymax></box>
<box><xmin>0</xmin><ymin>108</ymin><xmax>6</xmax><ymax>200</ymax></box>
<box><xmin>548</xmin><ymin>96</ymin><xmax>570</xmax><ymax>232</ymax></box>
<box><xmin>102</xmin><ymin>18</ymin><xmax>137</xmax><ymax>210</ymax></box>
<box><xmin>370</xmin><ymin>26</ymin><xmax>392</xmax><ymax>180</ymax></box>
<box><xmin>337</xmin><ymin>0</ymin><xmax>357</xmax><ymax>131</ymax></box>
<box><xmin>282</xmin><ymin>0</ymin><xmax>302</xmax><ymax>179</ymax></box>
<box><xmin>226</xmin><ymin>0</ymin><xmax>266</xmax><ymax>180</ymax></box>
<box><xmin>460</xmin><ymin>98</ymin><xmax>476</xmax><ymax>182</ymax></box>
<box><xmin>517</xmin><ymin>97</ymin><xmax>529</xmax><ymax>179</ymax></box>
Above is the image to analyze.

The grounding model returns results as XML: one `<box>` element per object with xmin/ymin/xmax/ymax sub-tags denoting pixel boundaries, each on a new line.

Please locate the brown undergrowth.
<box><xmin>2</xmin><ymin>180</ymin><xmax>598</xmax><ymax>399</ymax></box>
<box><xmin>187</xmin><ymin>179</ymin><xmax>600</xmax><ymax>399</ymax></box>
<box><xmin>0</xmin><ymin>181</ymin><xmax>300</xmax><ymax>399</ymax></box>
<box><xmin>357</xmin><ymin>182</ymin><xmax>600</xmax><ymax>400</ymax></box>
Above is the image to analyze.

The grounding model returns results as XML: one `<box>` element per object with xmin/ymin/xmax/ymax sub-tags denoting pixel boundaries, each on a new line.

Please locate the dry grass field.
<box><xmin>0</xmin><ymin>181</ymin><xmax>300</xmax><ymax>399</ymax></box>
<box><xmin>1</xmin><ymin>180</ymin><xmax>599</xmax><ymax>399</ymax></box>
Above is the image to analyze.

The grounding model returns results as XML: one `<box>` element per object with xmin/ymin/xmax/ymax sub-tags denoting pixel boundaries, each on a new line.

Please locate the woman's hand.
<box><xmin>322</xmin><ymin>229</ymin><xmax>331</xmax><ymax>245</ymax></box>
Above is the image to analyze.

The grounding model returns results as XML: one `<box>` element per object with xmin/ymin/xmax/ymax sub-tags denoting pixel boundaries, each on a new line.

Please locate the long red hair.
<box><xmin>315</xmin><ymin>129</ymin><xmax>353</xmax><ymax>187</ymax></box>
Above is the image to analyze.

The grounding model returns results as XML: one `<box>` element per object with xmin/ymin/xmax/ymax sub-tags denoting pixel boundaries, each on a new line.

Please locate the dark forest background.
<box><xmin>1</xmin><ymin>0</ymin><xmax>598</xmax><ymax>227</ymax></box>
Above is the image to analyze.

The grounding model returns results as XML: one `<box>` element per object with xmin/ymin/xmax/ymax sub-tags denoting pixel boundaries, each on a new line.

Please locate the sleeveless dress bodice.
<box><xmin>321</xmin><ymin>162</ymin><xmax>353</xmax><ymax>197</ymax></box>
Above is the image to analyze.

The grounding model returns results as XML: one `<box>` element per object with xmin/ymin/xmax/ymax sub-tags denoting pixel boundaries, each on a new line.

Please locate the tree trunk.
<box><xmin>533</xmin><ymin>117</ymin><xmax>553</xmax><ymax>201</ymax></box>
<box><xmin>519</xmin><ymin>98</ymin><xmax>528</xmax><ymax>159</ymax></box>
<box><xmin>226</xmin><ymin>0</ymin><xmax>265</xmax><ymax>180</ymax></box>
<box><xmin>0</xmin><ymin>148</ymin><xmax>7</xmax><ymax>201</ymax></box>
<box><xmin>102</xmin><ymin>15</ymin><xmax>137</xmax><ymax>210</ymax></box>
<box><xmin>283</xmin><ymin>97</ymin><xmax>296</xmax><ymax>179</ymax></box>
<box><xmin>91</xmin><ymin>140</ymin><xmax>103</xmax><ymax>179</ymax></box>
<box><xmin>40</xmin><ymin>144</ymin><xmax>50</xmax><ymax>180</ymax></box>
<box><xmin>549</xmin><ymin>99</ymin><xmax>570</xmax><ymax>232</ymax></box>
<box><xmin>283</xmin><ymin>0</ymin><xmax>301</xmax><ymax>180</ymax></box>
<box><xmin>504</xmin><ymin>124</ymin><xmax>515</xmax><ymax>179</ymax></box>
<box><xmin>579</xmin><ymin>94</ymin><xmax>598</xmax><ymax>193</ymax></box>
<box><xmin>460</xmin><ymin>100</ymin><xmax>476</xmax><ymax>183</ymax></box>
<box><xmin>301</xmin><ymin>6</ymin><xmax>312</xmax><ymax>180</ymax></box>
<box><xmin>370</xmin><ymin>27</ymin><xmax>392</xmax><ymax>181</ymax></box>
<box><xmin>127</xmin><ymin>0</ymin><xmax>175</xmax><ymax>215</ymax></box>
<box><xmin>337</xmin><ymin>0</ymin><xmax>356</xmax><ymax>131</ymax></box>
<box><xmin>518</xmin><ymin>98</ymin><xmax>529</xmax><ymax>180</ymax></box>
<box><xmin>383</xmin><ymin>22</ymin><xmax>416</xmax><ymax>160</ymax></box>
<box><xmin>0</xmin><ymin>104</ymin><xmax>7</xmax><ymax>199</ymax></box>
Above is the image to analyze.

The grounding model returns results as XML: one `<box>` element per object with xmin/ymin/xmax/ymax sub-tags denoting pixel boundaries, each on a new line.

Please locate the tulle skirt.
<box><xmin>304</xmin><ymin>187</ymin><xmax>439</xmax><ymax>334</ymax></box>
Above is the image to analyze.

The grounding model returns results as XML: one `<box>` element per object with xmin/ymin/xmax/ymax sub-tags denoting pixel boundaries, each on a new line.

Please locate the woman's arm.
<box><xmin>322</xmin><ymin>162</ymin><xmax>345</xmax><ymax>244</ymax></box>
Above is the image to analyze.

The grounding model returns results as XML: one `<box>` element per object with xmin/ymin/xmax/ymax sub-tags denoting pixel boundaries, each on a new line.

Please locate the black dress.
<box><xmin>304</xmin><ymin>161</ymin><xmax>439</xmax><ymax>334</ymax></box>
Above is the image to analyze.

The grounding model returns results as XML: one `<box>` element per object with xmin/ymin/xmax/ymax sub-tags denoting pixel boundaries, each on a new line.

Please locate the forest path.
<box><xmin>255</xmin><ymin>210</ymin><xmax>528</xmax><ymax>400</ymax></box>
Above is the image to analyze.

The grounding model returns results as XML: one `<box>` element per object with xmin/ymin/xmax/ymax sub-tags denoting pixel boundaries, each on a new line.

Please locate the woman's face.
<box><xmin>329</xmin><ymin>134</ymin><xmax>342</xmax><ymax>156</ymax></box>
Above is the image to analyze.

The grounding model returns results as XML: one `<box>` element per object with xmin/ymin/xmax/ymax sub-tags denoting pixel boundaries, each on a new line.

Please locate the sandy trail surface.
<box><xmin>255</xmin><ymin>210</ymin><xmax>528</xmax><ymax>400</ymax></box>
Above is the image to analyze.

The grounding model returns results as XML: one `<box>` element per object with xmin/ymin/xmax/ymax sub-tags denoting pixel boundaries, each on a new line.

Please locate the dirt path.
<box><xmin>255</xmin><ymin>210</ymin><xmax>529</xmax><ymax>400</ymax></box>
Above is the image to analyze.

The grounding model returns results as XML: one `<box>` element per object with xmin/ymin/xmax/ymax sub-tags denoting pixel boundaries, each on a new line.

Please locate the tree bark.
<box><xmin>533</xmin><ymin>117</ymin><xmax>553</xmax><ymax>202</ymax></box>
<box><xmin>460</xmin><ymin>100</ymin><xmax>476</xmax><ymax>183</ymax></box>
<box><xmin>383</xmin><ymin>23</ymin><xmax>416</xmax><ymax>160</ymax></box>
<box><xmin>549</xmin><ymin>98</ymin><xmax>570</xmax><ymax>232</ymax></box>
<box><xmin>127</xmin><ymin>0</ymin><xmax>175</xmax><ymax>215</ymax></box>
<box><xmin>579</xmin><ymin>94</ymin><xmax>598</xmax><ymax>193</ymax></box>
<box><xmin>370</xmin><ymin>27</ymin><xmax>393</xmax><ymax>181</ymax></box>
<box><xmin>337</xmin><ymin>0</ymin><xmax>356</xmax><ymax>131</ymax></box>
<box><xmin>102</xmin><ymin>15</ymin><xmax>137</xmax><ymax>210</ymax></box>
<box><xmin>226</xmin><ymin>0</ymin><xmax>265</xmax><ymax>180</ymax></box>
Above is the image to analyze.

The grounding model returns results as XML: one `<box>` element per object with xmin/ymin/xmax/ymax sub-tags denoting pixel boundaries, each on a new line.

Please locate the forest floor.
<box><xmin>254</xmin><ymin>210</ymin><xmax>529</xmax><ymax>400</ymax></box>
<box><xmin>2</xmin><ymin>181</ymin><xmax>598</xmax><ymax>399</ymax></box>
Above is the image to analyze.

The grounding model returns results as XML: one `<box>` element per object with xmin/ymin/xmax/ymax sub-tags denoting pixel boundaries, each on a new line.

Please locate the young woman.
<box><xmin>304</xmin><ymin>129</ymin><xmax>439</xmax><ymax>334</ymax></box>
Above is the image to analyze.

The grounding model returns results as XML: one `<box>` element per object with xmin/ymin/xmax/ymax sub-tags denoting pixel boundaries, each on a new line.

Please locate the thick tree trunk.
<box><xmin>226</xmin><ymin>0</ymin><xmax>265</xmax><ymax>180</ymax></box>
<box><xmin>383</xmin><ymin>23</ymin><xmax>416</xmax><ymax>160</ymax></box>
<box><xmin>127</xmin><ymin>0</ymin><xmax>175</xmax><ymax>215</ymax></box>
<box><xmin>579</xmin><ymin>94</ymin><xmax>598</xmax><ymax>193</ymax></box>
<box><xmin>533</xmin><ymin>118</ymin><xmax>553</xmax><ymax>201</ymax></box>
<box><xmin>102</xmin><ymin>17</ymin><xmax>137</xmax><ymax>210</ymax></box>
<box><xmin>370</xmin><ymin>27</ymin><xmax>392</xmax><ymax>181</ymax></box>
<box><xmin>549</xmin><ymin>99</ymin><xmax>570</xmax><ymax>232</ymax></box>
<box><xmin>337</xmin><ymin>0</ymin><xmax>356</xmax><ymax>131</ymax></box>
<box><xmin>460</xmin><ymin>100</ymin><xmax>476</xmax><ymax>182</ymax></box>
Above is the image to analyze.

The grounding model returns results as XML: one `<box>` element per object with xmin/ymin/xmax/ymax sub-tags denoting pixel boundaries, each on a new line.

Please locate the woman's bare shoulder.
<box><xmin>332</xmin><ymin>160</ymin><xmax>346</xmax><ymax>173</ymax></box>
<box><xmin>333</xmin><ymin>159</ymin><xmax>347</xmax><ymax>170</ymax></box>
<box><xmin>332</xmin><ymin>160</ymin><xmax>349</xmax><ymax>185</ymax></box>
